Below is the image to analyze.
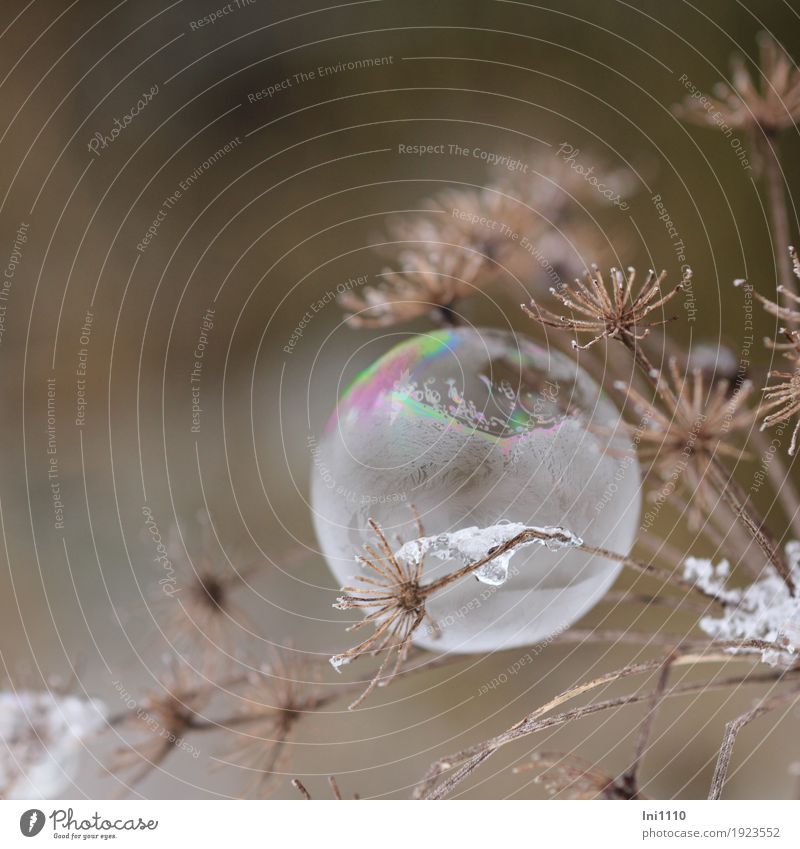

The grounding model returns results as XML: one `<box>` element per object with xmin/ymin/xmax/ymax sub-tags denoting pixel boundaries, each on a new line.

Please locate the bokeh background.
<box><xmin>1</xmin><ymin>0</ymin><xmax>799</xmax><ymax>799</ymax></box>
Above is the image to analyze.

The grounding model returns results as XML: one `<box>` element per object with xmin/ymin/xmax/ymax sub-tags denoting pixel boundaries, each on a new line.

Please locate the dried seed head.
<box><xmin>619</xmin><ymin>357</ymin><xmax>757</xmax><ymax>523</ymax></box>
<box><xmin>109</xmin><ymin>659</ymin><xmax>214</xmax><ymax>792</ymax></box>
<box><xmin>218</xmin><ymin>648</ymin><xmax>329</xmax><ymax>797</ymax></box>
<box><xmin>340</xmin><ymin>249</ymin><xmax>485</xmax><ymax>328</ymax></box>
<box><xmin>331</xmin><ymin>517</ymin><xmax>439</xmax><ymax>708</ymax></box>
<box><xmin>675</xmin><ymin>33</ymin><xmax>800</xmax><ymax>134</ymax></box>
<box><xmin>749</xmin><ymin>248</ymin><xmax>800</xmax><ymax>352</ymax></box>
<box><xmin>152</xmin><ymin>513</ymin><xmax>258</xmax><ymax>663</ymax></box>
<box><xmin>522</xmin><ymin>264</ymin><xmax>688</xmax><ymax>349</ymax></box>
<box><xmin>342</xmin><ymin>158</ymin><xmax>635</xmax><ymax>329</ymax></box>
<box><xmin>760</xmin><ymin>329</ymin><xmax>800</xmax><ymax>455</ymax></box>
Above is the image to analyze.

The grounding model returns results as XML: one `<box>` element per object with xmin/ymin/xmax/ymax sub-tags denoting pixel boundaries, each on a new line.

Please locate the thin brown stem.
<box><xmin>762</xmin><ymin>134</ymin><xmax>797</xmax><ymax>301</ymax></box>
<box><xmin>554</xmin><ymin>629</ymin><xmax>696</xmax><ymax>647</ymax></box>
<box><xmin>599</xmin><ymin>590</ymin><xmax>711</xmax><ymax>616</ymax></box>
<box><xmin>578</xmin><ymin>543</ymin><xmax>727</xmax><ymax>606</ymax></box>
<box><xmin>708</xmin><ymin>687</ymin><xmax>800</xmax><ymax>799</ymax></box>
<box><xmin>520</xmin><ymin>669</ymin><xmax>799</xmax><ymax>748</ymax></box>
<box><xmin>620</xmin><ymin>652</ymin><xmax>676</xmax><ymax>796</ymax></box>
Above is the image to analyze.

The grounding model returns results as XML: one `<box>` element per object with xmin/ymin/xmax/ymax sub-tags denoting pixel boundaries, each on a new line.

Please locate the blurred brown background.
<box><xmin>1</xmin><ymin>0</ymin><xmax>799</xmax><ymax>799</ymax></box>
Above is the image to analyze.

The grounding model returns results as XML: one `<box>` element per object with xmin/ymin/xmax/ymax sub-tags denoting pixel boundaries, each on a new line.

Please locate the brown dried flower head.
<box><xmin>219</xmin><ymin>648</ymin><xmax>330</xmax><ymax>797</ymax></box>
<box><xmin>744</xmin><ymin>256</ymin><xmax>800</xmax><ymax>453</ymax></box>
<box><xmin>617</xmin><ymin>356</ymin><xmax>756</xmax><ymax>519</ymax></box>
<box><xmin>760</xmin><ymin>329</ymin><xmax>800</xmax><ymax>455</ymax></box>
<box><xmin>340</xmin><ymin>184</ymin><xmax>533</xmax><ymax>328</ymax></box>
<box><xmin>331</xmin><ymin>517</ymin><xmax>439</xmax><ymax>708</ymax></box>
<box><xmin>342</xmin><ymin>156</ymin><xmax>635</xmax><ymax>330</ymax></box>
<box><xmin>156</xmin><ymin>513</ymin><xmax>256</xmax><ymax>659</ymax></box>
<box><xmin>339</xmin><ymin>249</ymin><xmax>485</xmax><ymax>328</ymax></box>
<box><xmin>110</xmin><ymin>659</ymin><xmax>213</xmax><ymax>791</ymax></box>
<box><xmin>412</xmin><ymin>185</ymin><xmax>535</xmax><ymax>266</ymax></box>
<box><xmin>676</xmin><ymin>33</ymin><xmax>800</xmax><ymax>134</ymax></box>
<box><xmin>522</xmin><ymin>264</ymin><xmax>688</xmax><ymax>350</ymax></box>
<box><xmin>746</xmin><ymin>248</ymin><xmax>800</xmax><ymax>350</ymax></box>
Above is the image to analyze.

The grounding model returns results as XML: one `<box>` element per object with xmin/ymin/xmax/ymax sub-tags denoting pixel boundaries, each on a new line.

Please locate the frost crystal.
<box><xmin>394</xmin><ymin>522</ymin><xmax>583</xmax><ymax>587</ymax></box>
<box><xmin>0</xmin><ymin>691</ymin><xmax>107</xmax><ymax>799</ymax></box>
<box><xmin>684</xmin><ymin>543</ymin><xmax>800</xmax><ymax>666</ymax></box>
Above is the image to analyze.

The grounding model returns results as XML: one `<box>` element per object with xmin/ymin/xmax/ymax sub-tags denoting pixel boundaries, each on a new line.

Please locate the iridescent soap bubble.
<box><xmin>312</xmin><ymin>327</ymin><xmax>640</xmax><ymax>654</ymax></box>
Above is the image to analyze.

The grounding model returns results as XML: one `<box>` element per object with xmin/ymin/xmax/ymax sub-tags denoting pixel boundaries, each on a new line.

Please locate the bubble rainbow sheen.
<box><xmin>312</xmin><ymin>327</ymin><xmax>641</xmax><ymax>654</ymax></box>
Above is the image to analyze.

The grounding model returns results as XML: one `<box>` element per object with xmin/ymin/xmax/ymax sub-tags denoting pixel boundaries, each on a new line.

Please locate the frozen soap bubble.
<box><xmin>312</xmin><ymin>327</ymin><xmax>640</xmax><ymax>654</ymax></box>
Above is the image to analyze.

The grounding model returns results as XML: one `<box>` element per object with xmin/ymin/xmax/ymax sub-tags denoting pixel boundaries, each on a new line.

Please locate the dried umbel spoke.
<box><xmin>514</xmin><ymin>752</ymin><xmax>641</xmax><ymax>800</ymax></box>
<box><xmin>675</xmin><ymin>33</ymin><xmax>800</xmax><ymax>134</ymax></box>
<box><xmin>760</xmin><ymin>330</ymin><xmax>800</xmax><ymax>455</ymax></box>
<box><xmin>618</xmin><ymin>357</ymin><xmax>757</xmax><ymax>523</ymax></box>
<box><xmin>522</xmin><ymin>265</ymin><xmax>687</xmax><ymax>350</ymax></box>
<box><xmin>332</xmin><ymin>519</ymin><xmax>438</xmax><ymax>709</ymax></box>
<box><xmin>292</xmin><ymin>775</ymin><xmax>357</xmax><ymax>799</ymax></box>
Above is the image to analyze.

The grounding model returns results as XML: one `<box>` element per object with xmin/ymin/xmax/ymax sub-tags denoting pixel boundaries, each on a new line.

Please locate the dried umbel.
<box><xmin>218</xmin><ymin>648</ymin><xmax>331</xmax><ymax>797</ymax></box>
<box><xmin>394</xmin><ymin>185</ymin><xmax>536</xmax><ymax>269</ymax></box>
<box><xmin>341</xmin><ymin>184</ymin><xmax>527</xmax><ymax>327</ymax></box>
<box><xmin>339</xmin><ymin>249</ymin><xmax>485</xmax><ymax>327</ymax></box>
<box><xmin>332</xmin><ymin>519</ymin><xmax>437</xmax><ymax>709</ymax></box>
<box><xmin>760</xmin><ymin>330</ymin><xmax>800</xmax><ymax>455</ymax></box>
<box><xmin>734</xmin><ymin>254</ymin><xmax>800</xmax><ymax>454</ymax></box>
<box><xmin>618</xmin><ymin>357</ymin><xmax>757</xmax><ymax>521</ymax></box>
<box><xmin>747</xmin><ymin>248</ymin><xmax>800</xmax><ymax>342</ymax></box>
<box><xmin>342</xmin><ymin>153</ymin><xmax>634</xmax><ymax>329</ymax></box>
<box><xmin>154</xmin><ymin>512</ymin><xmax>258</xmax><ymax>661</ymax></box>
<box><xmin>110</xmin><ymin>661</ymin><xmax>213</xmax><ymax>791</ymax></box>
<box><xmin>676</xmin><ymin>33</ymin><xmax>800</xmax><ymax>134</ymax></box>
<box><xmin>522</xmin><ymin>265</ymin><xmax>688</xmax><ymax>350</ymax></box>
